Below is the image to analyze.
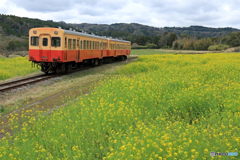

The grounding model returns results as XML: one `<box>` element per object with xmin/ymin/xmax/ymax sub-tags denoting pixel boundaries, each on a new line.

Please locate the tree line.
<box><xmin>131</xmin><ymin>31</ymin><xmax>240</xmax><ymax>51</ymax></box>
<box><xmin>1</xmin><ymin>14</ymin><xmax>240</xmax><ymax>52</ymax></box>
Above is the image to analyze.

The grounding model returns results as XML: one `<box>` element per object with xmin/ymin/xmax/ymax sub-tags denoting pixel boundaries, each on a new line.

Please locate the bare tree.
<box><xmin>1</xmin><ymin>48</ymin><xmax>12</xmax><ymax>58</ymax></box>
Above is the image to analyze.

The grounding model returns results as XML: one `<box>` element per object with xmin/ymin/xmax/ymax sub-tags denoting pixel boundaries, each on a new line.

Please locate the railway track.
<box><xmin>0</xmin><ymin>56</ymin><xmax>137</xmax><ymax>92</ymax></box>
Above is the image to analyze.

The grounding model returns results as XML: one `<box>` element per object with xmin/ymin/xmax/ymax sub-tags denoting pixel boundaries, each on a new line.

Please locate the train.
<box><xmin>29</xmin><ymin>27</ymin><xmax>131</xmax><ymax>74</ymax></box>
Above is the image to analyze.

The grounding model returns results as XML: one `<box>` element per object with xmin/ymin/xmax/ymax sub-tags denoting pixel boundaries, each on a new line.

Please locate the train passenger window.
<box><xmin>68</xmin><ymin>39</ymin><xmax>72</xmax><ymax>49</ymax></box>
<box><xmin>77</xmin><ymin>40</ymin><xmax>79</xmax><ymax>48</ymax></box>
<box><xmin>87</xmin><ymin>41</ymin><xmax>89</xmax><ymax>49</ymax></box>
<box><xmin>51</xmin><ymin>37</ymin><xmax>60</xmax><ymax>47</ymax></box>
<box><xmin>31</xmin><ymin>37</ymin><xmax>39</xmax><ymax>46</ymax></box>
<box><xmin>43</xmin><ymin>38</ymin><xmax>48</xmax><ymax>46</ymax></box>
<box><xmin>73</xmin><ymin>39</ymin><xmax>76</xmax><ymax>49</ymax></box>
<box><xmin>93</xmin><ymin>41</ymin><xmax>94</xmax><ymax>50</ymax></box>
<box><xmin>100</xmin><ymin>42</ymin><xmax>102</xmax><ymax>49</ymax></box>
<box><xmin>97</xmin><ymin>42</ymin><xmax>99</xmax><ymax>49</ymax></box>
<box><xmin>81</xmin><ymin>41</ymin><xmax>82</xmax><ymax>49</ymax></box>
<box><xmin>90</xmin><ymin>41</ymin><xmax>92</xmax><ymax>49</ymax></box>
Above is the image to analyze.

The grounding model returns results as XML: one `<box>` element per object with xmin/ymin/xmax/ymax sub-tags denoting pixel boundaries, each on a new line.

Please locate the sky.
<box><xmin>0</xmin><ymin>0</ymin><xmax>239</xmax><ymax>29</ymax></box>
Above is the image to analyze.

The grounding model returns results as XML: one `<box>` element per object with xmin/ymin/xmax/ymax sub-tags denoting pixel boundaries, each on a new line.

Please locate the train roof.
<box><xmin>63</xmin><ymin>29</ymin><xmax>131</xmax><ymax>43</ymax></box>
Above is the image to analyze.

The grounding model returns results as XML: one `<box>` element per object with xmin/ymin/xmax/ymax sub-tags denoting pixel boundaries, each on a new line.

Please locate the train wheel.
<box><xmin>109</xmin><ymin>57</ymin><xmax>112</xmax><ymax>63</ymax></box>
<box><xmin>61</xmin><ymin>64</ymin><xmax>66</xmax><ymax>73</ymax></box>
<box><xmin>121</xmin><ymin>56</ymin><xmax>125</xmax><ymax>61</ymax></box>
<box><xmin>56</xmin><ymin>65</ymin><xmax>62</xmax><ymax>74</ymax></box>
<box><xmin>99</xmin><ymin>59</ymin><xmax>103</xmax><ymax>65</ymax></box>
<box><xmin>94</xmin><ymin>59</ymin><xmax>99</xmax><ymax>66</ymax></box>
<box><xmin>66</xmin><ymin>63</ymin><xmax>72</xmax><ymax>72</ymax></box>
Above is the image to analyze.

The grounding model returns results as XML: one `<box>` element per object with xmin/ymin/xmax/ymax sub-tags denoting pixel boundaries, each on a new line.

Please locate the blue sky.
<box><xmin>0</xmin><ymin>0</ymin><xmax>239</xmax><ymax>28</ymax></box>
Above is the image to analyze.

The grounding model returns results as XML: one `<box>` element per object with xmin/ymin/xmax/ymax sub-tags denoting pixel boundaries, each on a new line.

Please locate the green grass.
<box><xmin>0</xmin><ymin>53</ymin><xmax>240</xmax><ymax>159</ymax></box>
<box><xmin>131</xmin><ymin>49</ymin><xmax>170</xmax><ymax>55</ymax></box>
<box><xmin>0</xmin><ymin>57</ymin><xmax>39</xmax><ymax>81</ymax></box>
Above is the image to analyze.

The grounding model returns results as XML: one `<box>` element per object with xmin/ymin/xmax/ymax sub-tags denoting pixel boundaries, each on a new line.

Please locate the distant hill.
<box><xmin>62</xmin><ymin>22</ymin><xmax>240</xmax><ymax>38</ymax></box>
<box><xmin>0</xmin><ymin>14</ymin><xmax>239</xmax><ymax>39</ymax></box>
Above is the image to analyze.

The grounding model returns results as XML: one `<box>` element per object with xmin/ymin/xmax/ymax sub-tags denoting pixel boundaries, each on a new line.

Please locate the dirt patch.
<box><xmin>224</xmin><ymin>47</ymin><xmax>240</xmax><ymax>52</ymax></box>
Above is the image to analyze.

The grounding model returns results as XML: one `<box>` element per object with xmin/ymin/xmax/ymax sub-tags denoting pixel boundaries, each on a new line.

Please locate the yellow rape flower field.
<box><xmin>0</xmin><ymin>53</ymin><xmax>240</xmax><ymax>159</ymax></box>
<box><xmin>0</xmin><ymin>57</ymin><xmax>39</xmax><ymax>81</ymax></box>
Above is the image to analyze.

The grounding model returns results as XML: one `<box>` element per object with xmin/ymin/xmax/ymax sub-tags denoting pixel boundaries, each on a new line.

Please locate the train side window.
<box><xmin>87</xmin><ymin>41</ymin><xmax>89</xmax><ymax>49</ymax></box>
<box><xmin>100</xmin><ymin>42</ymin><xmax>102</xmax><ymax>49</ymax></box>
<box><xmin>77</xmin><ymin>40</ymin><xmax>79</xmax><ymax>48</ymax></box>
<box><xmin>51</xmin><ymin>37</ymin><xmax>60</xmax><ymax>47</ymax></box>
<box><xmin>68</xmin><ymin>39</ymin><xmax>72</xmax><ymax>50</ymax></box>
<box><xmin>83</xmin><ymin>40</ymin><xmax>86</xmax><ymax>49</ymax></box>
<box><xmin>31</xmin><ymin>37</ymin><xmax>39</xmax><ymax>46</ymax></box>
<box><xmin>90</xmin><ymin>41</ymin><xmax>92</xmax><ymax>49</ymax></box>
<box><xmin>81</xmin><ymin>40</ymin><xmax>82</xmax><ymax>49</ymax></box>
<box><xmin>43</xmin><ymin>38</ymin><xmax>48</xmax><ymax>46</ymax></box>
<box><xmin>93</xmin><ymin>41</ymin><xmax>95</xmax><ymax>50</ymax></box>
<box><xmin>73</xmin><ymin>39</ymin><xmax>76</xmax><ymax>49</ymax></box>
<box><xmin>97</xmin><ymin>42</ymin><xmax>99</xmax><ymax>49</ymax></box>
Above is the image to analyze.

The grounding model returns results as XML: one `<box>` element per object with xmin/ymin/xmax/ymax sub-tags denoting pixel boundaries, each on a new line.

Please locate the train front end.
<box><xmin>29</xmin><ymin>28</ymin><xmax>64</xmax><ymax>73</ymax></box>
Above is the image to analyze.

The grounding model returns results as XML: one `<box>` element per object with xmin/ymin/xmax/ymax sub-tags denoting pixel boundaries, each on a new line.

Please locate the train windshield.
<box><xmin>31</xmin><ymin>36</ymin><xmax>39</xmax><ymax>46</ymax></box>
<box><xmin>51</xmin><ymin>37</ymin><xmax>61</xmax><ymax>47</ymax></box>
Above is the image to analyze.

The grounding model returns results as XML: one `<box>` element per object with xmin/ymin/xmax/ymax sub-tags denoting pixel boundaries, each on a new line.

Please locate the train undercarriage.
<box><xmin>33</xmin><ymin>56</ymin><xmax>127</xmax><ymax>74</ymax></box>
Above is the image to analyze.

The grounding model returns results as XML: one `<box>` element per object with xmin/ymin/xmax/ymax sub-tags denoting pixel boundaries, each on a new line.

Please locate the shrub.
<box><xmin>146</xmin><ymin>43</ymin><xmax>158</xmax><ymax>49</ymax></box>
<box><xmin>208</xmin><ymin>44</ymin><xmax>230</xmax><ymax>51</ymax></box>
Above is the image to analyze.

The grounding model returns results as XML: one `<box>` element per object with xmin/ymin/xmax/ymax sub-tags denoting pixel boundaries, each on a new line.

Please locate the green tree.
<box><xmin>168</xmin><ymin>32</ymin><xmax>178</xmax><ymax>47</ymax></box>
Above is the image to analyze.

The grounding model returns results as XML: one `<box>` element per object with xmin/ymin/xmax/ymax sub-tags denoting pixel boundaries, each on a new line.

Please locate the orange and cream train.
<box><xmin>29</xmin><ymin>27</ymin><xmax>131</xmax><ymax>73</ymax></box>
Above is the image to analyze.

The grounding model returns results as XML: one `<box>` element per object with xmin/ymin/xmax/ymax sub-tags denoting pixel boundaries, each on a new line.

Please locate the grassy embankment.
<box><xmin>0</xmin><ymin>57</ymin><xmax>39</xmax><ymax>81</ymax></box>
<box><xmin>0</xmin><ymin>51</ymin><xmax>240</xmax><ymax>159</ymax></box>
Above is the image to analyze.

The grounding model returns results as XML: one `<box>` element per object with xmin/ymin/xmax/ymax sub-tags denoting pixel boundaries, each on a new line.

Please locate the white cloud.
<box><xmin>1</xmin><ymin>0</ymin><xmax>240</xmax><ymax>28</ymax></box>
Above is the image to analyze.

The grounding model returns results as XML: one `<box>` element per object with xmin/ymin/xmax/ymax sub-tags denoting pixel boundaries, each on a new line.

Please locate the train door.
<box><xmin>39</xmin><ymin>34</ymin><xmax>51</xmax><ymax>61</ymax></box>
<box><xmin>64</xmin><ymin>37</ymin><xmax>67</xmax><ymax>61</ymax></box>
<box><xmin>101</xmin><ymin>41</ymin><xmax>103</xmax><ymax>58</ymax></box>
<box><xmin>77</xmin><ymin>38</ymin><xmax>80</xmax><ymax>62</ymax></box>
<box><xmin>114</xmin><ymin>43</ymin><xmax>116</xmax><ymax>56</ymax></box>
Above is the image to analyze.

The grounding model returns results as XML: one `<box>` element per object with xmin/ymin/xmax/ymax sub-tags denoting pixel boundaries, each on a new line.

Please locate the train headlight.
<box><xmin>54</xmin><ymin>31</ymin><xmax>58</xmax><ymax>35</ymax></box>
<box><xmin>33</xmin><ymin>30</ymin><xmax>37</xmax><ymax>34</ymax></box>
